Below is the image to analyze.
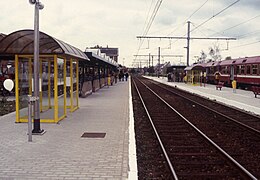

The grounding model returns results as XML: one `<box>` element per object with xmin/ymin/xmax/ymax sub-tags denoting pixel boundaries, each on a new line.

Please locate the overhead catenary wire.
<box><xmin>141</xmin><ymin>0</ymin><xmax>155</xmax><ymax>37</ymax></box>
<box><xmin>167</xmin><ymin>0</ymin><xmax>209</xmax><ymax>37</ymax></box>
<box><xmin>237</xmin><ymin>29</ymin><xmax>260</xmax><ymax>39</ymax></box>
<box><xmin>211</xmin><ymin>14</ymin><xmax>260</xmax><ymax>37</ymax></box>
<box><xmin>164</xmin><ymin>0</ymin><xmax>211</xmax><ymax>51</ymax></box>
<box><xmin>185</xmin><ymin>0</ymin><xmax>209</xmax><ymax>22</ymax></box>
<box><xmin>191</xmin><ymin>0</ymin><xmax>240</xmax><ymax>33</ymax></box>
<box><xmin>231</xmin><ymin>40</ymin><xmax>260</xmax><ymax>48</ymax></box>
<box><xmin>134</xmin><ymin>0</ymin><xmax>163</xmax><ymax>65</ymax></box>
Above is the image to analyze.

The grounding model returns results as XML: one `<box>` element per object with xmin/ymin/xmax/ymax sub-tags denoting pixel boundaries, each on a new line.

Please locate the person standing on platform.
<box><xmin>120</xmin><ymin>71</ymin><xmax>124</xmax><ymax>81</ymax></box>
<box><xmin>125</xmin><ymin>72</ymin><xmax>129</xmax><ymax>81</ymax></box>
<box><xmin>232</xmin><ymin>79</ymin><xmax>237</xmax><ymax>93</ymax></box>
<box><xmin>118</xmin><ymin>72</ymin><xmax>121</xmax><ymax>81</ymax></box>
<box><xmin>215</xmin><ymin>73</ymin><xmax>219</xmax><ymax>84</ymax></box>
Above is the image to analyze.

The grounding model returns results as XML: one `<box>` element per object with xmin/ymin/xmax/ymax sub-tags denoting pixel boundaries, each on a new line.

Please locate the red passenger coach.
<box><xmin>205</xmin><ymin>56</ymin><xmax>260</xmax><ymax>89</ymax></box>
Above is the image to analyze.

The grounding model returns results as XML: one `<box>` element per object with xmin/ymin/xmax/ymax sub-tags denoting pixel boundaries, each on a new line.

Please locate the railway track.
<box><xmin>150</xmin><ymin>78</ymin><xmax>260</xmax><ymax>133</ymax></box>
<box><xmin>132</xmin><ymin>76</ymin><xmax>259</xmax><ymax>179</ymax></box>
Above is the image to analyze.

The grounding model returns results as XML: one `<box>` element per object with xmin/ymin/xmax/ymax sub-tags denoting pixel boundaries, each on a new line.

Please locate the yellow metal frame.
<box><xmin>48</xmin><ymin>60</ymin><xmax>51</xmax><ymax>109</ymax></box>
<box><xmin>76</xmin><ymin>60</ymin><xmax>79</xmax><ymax>108</ymax></box>
<box><xmin>186</xmin><ymin>70</ymin><xmax>201</xmax><ymax>86</ymax></box>
<box><xmin>15</xmin><ymin>54</ymin><xmax>68</xmax><ymax>123</ymax></box>
<box><xmin>54</xmin><ymin>55</ymin><xmax>58</xmax><ymax>122</ymax></box>
<box><xmin>55</xmin><ymin>55</ymin><xmax>66</xmax><ymax>122</ymax></box>
<box><xmin>70</xmin><ymin>58</ymin><xmax>73</xmax><ymax>111</ymax></box>
<box><xmin>70</xmin><ymin>59</ymin><xmax>79</xmax><ymax>112</ymax></box>
<box><xmin>63</xmin><ymin>58</ymin><xmax>67</xmax><ymax>117</ymax></box>
<box><xmin>15</xmin><ymin>55</ymin><xmax>19</xmax><ymax>123</ymax></box>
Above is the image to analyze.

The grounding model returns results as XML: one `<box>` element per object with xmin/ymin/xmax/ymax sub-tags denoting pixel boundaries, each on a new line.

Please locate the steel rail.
<box><xmin>136</xmin><ymin>77</ymin><xmax>257</xmax><ymax>180</ymax></box>
<box><xmin>132</xmin><ymin>79</ymin><xmax>179</xmax><ymax>180</ymax></box>
<box><xmin>150</xmin><ymin>80</ymin><xmax>260</xmax><ymax>135</ymax></box>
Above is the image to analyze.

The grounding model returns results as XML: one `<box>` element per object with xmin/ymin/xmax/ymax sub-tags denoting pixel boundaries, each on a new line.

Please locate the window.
<box><xmin>236</xmin><ymin>66</ymin><xmax>240</xmax><ymax>74</ymax></box>
<box><xmin>246</xmin><ymin>65</ymin><xmax>251</xmax><ymax>74</ymax></box>
<box><xmin>223</xmin><ymin>66</ymin><xmax>228</xmax><ymax>74</ymax></box>
<box><xmin>242</xmin><ymin>59</ymin><xmax>247</xmax><ymax>63</ymax></box>
<box><xmin>222</xmin><ymin>66</ymin><xmax>228</xmax><ymax>74</ymax></box>
<box><xmin>210</xmin><ymin>67</ymin><xmax>214</xmax><ymax>74</ymax></box>
<box><xmin>252</xmin><ymin>64</ymin><xmax>258</xmax><ymax>75</ymax></box>
<box><xmin>240</xmin><ymin>65</ymin><xmax>245</xmax><ymax>74</ymax></box>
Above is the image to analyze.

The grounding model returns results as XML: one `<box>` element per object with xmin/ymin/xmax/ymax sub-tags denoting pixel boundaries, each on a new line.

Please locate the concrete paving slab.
<box><xmin>0</xmin><ymin>80</ymin><xmax>136</xmax><ymax>180</ymax></box>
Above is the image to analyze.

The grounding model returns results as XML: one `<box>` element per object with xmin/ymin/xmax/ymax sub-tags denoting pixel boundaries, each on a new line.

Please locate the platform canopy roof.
<box><xmin>184</xmin><ymin>63</ymin><xmax>206</xmax><ymax>71</ymax></box>
<box><xmin>0</xmin><ymin>29</ymin><xmax>89</xmax><ymax>61</ymax></box>
<box><xmin>85</xmin><ymin>51</ymin><xmax>118</xmax><ymax>67</ymax></box>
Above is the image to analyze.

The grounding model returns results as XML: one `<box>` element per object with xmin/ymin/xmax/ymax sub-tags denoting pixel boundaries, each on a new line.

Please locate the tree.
<box><xmin>208</xmin><ymin>43</ymin><xmax>222</xmax><ymax>61</ymax></box>
<box><xmin>198</xmin><ymin>50</ymin><xmax>207</xmax><ymax>63</ymax></box>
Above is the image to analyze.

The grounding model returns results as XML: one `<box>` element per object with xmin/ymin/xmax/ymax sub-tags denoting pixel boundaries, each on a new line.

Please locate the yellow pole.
<box><xmin>54</xmin><ymin>55</ymin><xmax>58</xmax><ymax>122</ymax></box>
<box><xmin>15</xmin><ymin>55</ymin><xmax>20</xmax><ymax>123</ymax></box>
<box><xmin>76</xmin><ymin>60</ymin><xmax>79</xmax><ymax>108</ymax></box>
<box><xmin>48</xmin><ymin>59</ymin><xmax>51</xmax><ymax>109</ymax></box>
<box><xmin>192</xmin><ymin>70</ymin><xmax>194</xmax><ymax>84</ymax></box>
<box><xmin>63</xmin><ymin>58</ymin><xmax>67</xmax><ymax>117</ymax></box>
<box><xmin>70</xmin><ymin>58</ymin><xmax>73</xmax><ymax>111</ymax></box>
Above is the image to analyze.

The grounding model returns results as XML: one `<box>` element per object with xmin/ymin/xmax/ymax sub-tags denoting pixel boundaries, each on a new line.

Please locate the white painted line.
<box><xmin>128</xmin><ymin>77</ymin><xmax>138</xmax><ymax>180</ymax></box>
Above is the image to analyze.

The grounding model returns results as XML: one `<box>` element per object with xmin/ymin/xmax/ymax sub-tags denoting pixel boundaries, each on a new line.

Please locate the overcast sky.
<box><xmin>1</xmin><ymin>0</ymin><xmax>260</xmax><ymax>67</ymax></box>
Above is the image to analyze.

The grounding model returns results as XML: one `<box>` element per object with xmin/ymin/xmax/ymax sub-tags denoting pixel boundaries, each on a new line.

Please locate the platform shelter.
<box><xmin>0</xmin><ymin>30</ymin><xmax>89</xmax><ymax>123</ymax></box>
<box><xmin>184</xmin><ymin>63</ymin><xmax>206</xmax><ymax>84</ymax></box>
<box><xmin>79</xmin><ymin>50</ymin><xmax>118</xmax><ymax>97</ymax></box>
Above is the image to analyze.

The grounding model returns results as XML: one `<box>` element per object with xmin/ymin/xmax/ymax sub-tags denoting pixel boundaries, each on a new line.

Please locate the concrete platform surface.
<box><xmin>145</xmin><ymin>76</ymin><xmax>260</xmax><ymax>116</ymax></box>
<box><xmin>0</xmin><ymin>80</ymin><xmax>137</xmax><ymax>180</ymax></box>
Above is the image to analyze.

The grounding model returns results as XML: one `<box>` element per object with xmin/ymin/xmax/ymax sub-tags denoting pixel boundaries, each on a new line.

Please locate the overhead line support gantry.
<box><xmin>137</xmin><ymin>21</ymin><xmax>236</xmax><ymax>66</ymax></box>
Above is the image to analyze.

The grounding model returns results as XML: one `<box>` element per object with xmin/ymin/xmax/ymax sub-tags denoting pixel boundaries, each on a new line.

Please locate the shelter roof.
<box><xmin>0</xmin><ymin>29</ymin><xmax>89</xmax><ymax>61</ymax></box>
<box><xmin>85</xmin><ymin>51</ymin><xmax>118</xmax><ymax>67</ymax></box>
<box><xmin>184</xmin><ymin>63</ymin><xmax>206</xmax><ymax>71</ymax></box>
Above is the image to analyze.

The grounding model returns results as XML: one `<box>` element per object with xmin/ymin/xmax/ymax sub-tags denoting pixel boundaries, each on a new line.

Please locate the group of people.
<box><xmin>118</xmin><ymin>71</ymin><xmax>129</xmax><ymax>81</ymax></box>
<box><xmin>167</xmin><ymin>72</ymin><xmax>184</xmax><ymax>82</ymax></box>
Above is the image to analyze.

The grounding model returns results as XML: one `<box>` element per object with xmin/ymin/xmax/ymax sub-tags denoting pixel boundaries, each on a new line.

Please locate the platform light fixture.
<box><xmin>29</xmin><ymin>0</ymin><xmax>44</xmax><ymax>134</ymax></box>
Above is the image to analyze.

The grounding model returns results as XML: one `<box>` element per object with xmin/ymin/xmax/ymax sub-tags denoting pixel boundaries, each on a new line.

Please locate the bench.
<box><xmin>252</xmin><ymin>86</ymin><xmax>260</xmax><ymax>98</ymax></box>
<box><xmin>216</xmin><ymin>82</ymin><xmax>224</xmax><ymax>90</ymax></box>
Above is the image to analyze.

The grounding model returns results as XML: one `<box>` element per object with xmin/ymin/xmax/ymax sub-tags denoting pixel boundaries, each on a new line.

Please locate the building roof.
<box><xmin>100</xmin><ymin>47</ymin><xmax>119</xmax><ymax>57</ymax></box>
<box><xmin>0</xmin><ymin>29</ymin><xmax>89</xmax><ymax>61</ymax></box>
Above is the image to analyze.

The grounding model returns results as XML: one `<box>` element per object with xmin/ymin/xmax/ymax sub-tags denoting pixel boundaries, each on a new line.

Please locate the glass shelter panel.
<box><xmin>17</xmin><ymin>57</ymin><xmax>31</xmax><ymax>120</ymax></box>
<box><xmin>66</xmin><ymin>59</ymin><xmax>71</xmax><ymax>107</ymax></box>
<box><xmin>39</xmin><ymin>58</ymin><xmax>54</xmax><ymax>121</ymax></box>
<box><xmin>73</xmin><ymin>60</ymin><xmax>78</xmax><ymax>109</ymax></box>
<box><xmin>57</xmin><ymin>57</ymin><xmax>66</xmax><ymax>120</ymax></box>
<box><xmin>15</xmin><ymin>55</ymin><xmax>66</xmax><ymax>123</ymax></box>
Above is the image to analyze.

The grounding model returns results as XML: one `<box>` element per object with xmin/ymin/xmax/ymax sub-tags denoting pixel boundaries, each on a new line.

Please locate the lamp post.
<box><xmin>29</xmin><ymin>0</ymin><xmax>44</xmax><ymax>134</ymax></box>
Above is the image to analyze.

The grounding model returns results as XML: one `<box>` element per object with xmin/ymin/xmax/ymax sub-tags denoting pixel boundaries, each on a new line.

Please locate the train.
<box><xmin>204</xmin><ymin>56</ymin><xmax>260</xmax><ymax>89</ymax></box>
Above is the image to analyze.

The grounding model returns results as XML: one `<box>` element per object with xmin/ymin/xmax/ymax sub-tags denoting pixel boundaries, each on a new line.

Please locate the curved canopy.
<box><xmin>0</xmin><ymin>29</ymin><xmax>89</xmax><ymax>60</ymax></box>
<box><xmin>184</xmin><ymin>63</ymin><xmax>205</xmax><ymax>71</ymax></box>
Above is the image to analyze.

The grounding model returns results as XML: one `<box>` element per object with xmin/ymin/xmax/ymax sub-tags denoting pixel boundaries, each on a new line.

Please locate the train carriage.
<box><xmin>205</xmin><ymin>56</ymin><xmax>260</xmax><ymax>89</ymax></box>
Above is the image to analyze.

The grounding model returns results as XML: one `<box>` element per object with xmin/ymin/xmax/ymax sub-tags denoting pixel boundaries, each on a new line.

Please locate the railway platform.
<box><xmin>0</xmin><ymin>80</ymin><xmax>137</xmax><ymax>179</ymax></box>
<box><xmin>145</xmin><ymin>76</ymin><xmax>260</xmax><ymax>116</ymax></box>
